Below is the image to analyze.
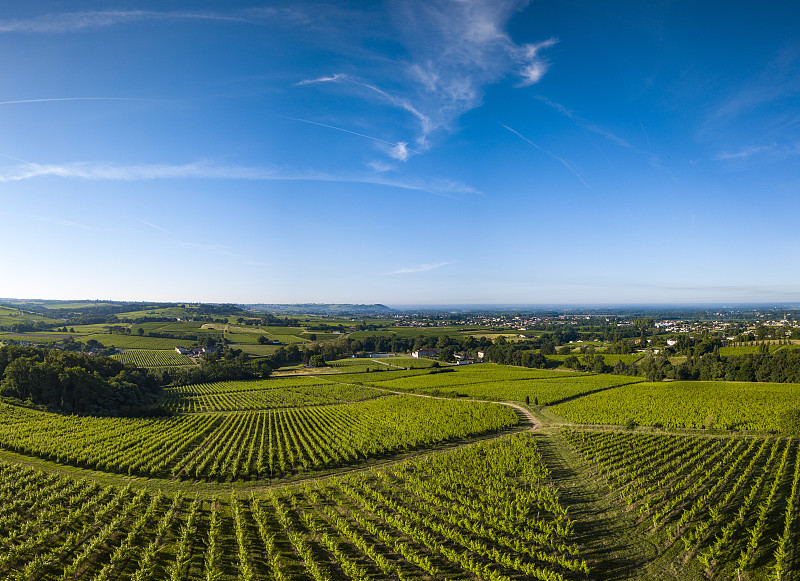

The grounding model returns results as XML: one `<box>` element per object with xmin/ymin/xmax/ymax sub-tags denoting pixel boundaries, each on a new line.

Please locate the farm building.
<box><xmin>412</xmin><ymin>348</ymin><xmax>441</xmax><ymax>358</ymax></box>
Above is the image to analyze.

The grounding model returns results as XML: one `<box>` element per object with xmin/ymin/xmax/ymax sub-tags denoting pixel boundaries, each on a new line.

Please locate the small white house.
<box><xmin>412</xmin><ymin>348</ymin><xmax>440</xmax><ymax>358</ymax></box>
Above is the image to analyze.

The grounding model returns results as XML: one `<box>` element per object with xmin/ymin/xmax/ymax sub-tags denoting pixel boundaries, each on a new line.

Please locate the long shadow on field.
<box><xmin>545</xmin><ymin>380</ymin><xmax>644</xmax><ymax>408</ymax></box>
<box><xmin>532</xmin><ymin>431</ymin><xmax>649</xmax><ymax>581</ymax></box>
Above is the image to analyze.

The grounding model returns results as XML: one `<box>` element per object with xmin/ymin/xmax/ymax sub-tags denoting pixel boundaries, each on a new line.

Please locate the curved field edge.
<box><xmin>0</xmin><ymin>395</ymin><xmax>519</xmax><ymax>482</ymax></box>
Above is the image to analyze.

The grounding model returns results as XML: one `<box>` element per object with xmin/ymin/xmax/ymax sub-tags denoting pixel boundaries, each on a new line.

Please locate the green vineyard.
<box><xmin>550</xmin><ymin>380</ymin><xmax>800</xmax><ymax>430</ymax></box>
<box><xmin>111</xmin><ymin>349</ymin><xmax>194</xmax><ymax>368</ymax></box>
<box><xmin>0</xmin><ymin>396</ymin><xmax>519</xmax><ymax>480</ymax></box>
<box><xmin>0</xmin><ymin>434</ymin><xmax>588</xmax><ymax>581</ymax></box>
<box><xmin>163</xmin><ymin>377</ymin><xmax>386</xmax><ymax>412</ymax></box>
<box><xmin>564</xmin><ymin>430</ymin><xmax>800</xmax><ymax>579</ymax></box>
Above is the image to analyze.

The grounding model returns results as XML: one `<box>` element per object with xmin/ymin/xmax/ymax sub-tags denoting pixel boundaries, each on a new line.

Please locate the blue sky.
<box><xmin>1</xmin><ymin>0</ymin><xmax>798</xmax><ymax>305</ymax></box>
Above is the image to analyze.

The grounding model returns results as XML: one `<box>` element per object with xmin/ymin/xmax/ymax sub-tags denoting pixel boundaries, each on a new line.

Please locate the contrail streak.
<box><xmin>0</xmin><ymin>97</ymin><xmax>164</xmax><ymax>106</ymax></box>
<box><xmin>500</xmin><ymin>123</ymin><xmax>592</xmax><ymax>190</ymax></box>
<box><xmin>282</xmin><ymin>116</ymin><xmax>423</xmax><ymax>155</ymax></box>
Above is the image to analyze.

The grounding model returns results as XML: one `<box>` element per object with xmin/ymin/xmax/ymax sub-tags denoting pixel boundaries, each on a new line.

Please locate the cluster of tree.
<box><xmin>670</xmin><ymin>350</ymin><xmax>800</xmax><ymax>383</ymax></box>
<box><xmin>479</xmin><ymin>342</ymin><xmax>552</xmax><ymax>369</ymax></box>
<box><xmin>140</xmin><ymin>331</ymin><xmax>224</xmax><ymax>343</ymax></box>
<box><xmin>0</xmin><ymin>346</ymin><xmax>162</xmax><ymax>416</ymax></box>
<box><xmin>258</xmin><ymin>313</ymin><xmax>302</xmax><ymax>327</ymax></box>
<box><xmin>608</xmin><ymin>349</ymin><xmax>800</xmax><ymax>383</ymax></box>
<box><xmin>154</xmin><ymin>345</ymin><xmax>274</xmax><ymax>386</ymax></box>
<box><xmin>0</xmin><ymin>321</ymin><xmax>55</xmax><ymax>333</ymax></box>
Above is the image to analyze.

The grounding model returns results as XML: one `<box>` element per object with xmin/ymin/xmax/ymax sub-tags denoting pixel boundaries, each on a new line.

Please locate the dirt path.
<box><xmin>312</xmin><ymin>374</ymin><xmax>540</xmax><ymax>431</ymax></box>
<box><xmin>0</xmin><ymin>378</ymin><xmax>536</xmax><ymax>498</ymax></box>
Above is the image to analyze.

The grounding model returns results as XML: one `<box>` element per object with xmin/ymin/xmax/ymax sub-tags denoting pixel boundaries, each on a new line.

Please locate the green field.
<box><xmin>163</xmin><ymin>377</ymin><xmax>385</xmax><ymax>412</ymax></box>
<box><xmin>0</xmin><ymin>433</ymin><xmax>589</xmax><ymax>581</ymax></box>
<box><xmin>550</xmin><ymin>380</ymin><xmax>800</xmax><ymax>430</ymax></box>
<box><xmin>83</xmin><ymin>333</ymin><xmax>194</xmax><ymax>349</ymax></box>
<box><xmin>360</xmin><ymin>365</ymin><xmax>589</xmax><ymax>391</ymax></box>
<box><xmin>564</xmin><ymin>430</ymin><xmax>800</xmax><ymax>580</ymax></box>
<box><xmin>1</xmin><ymin>342</ymin><xmax>799</xmax><ymax>581</ymax></box>
<box><xmin>718</xmin><ymin>343</ymin><xmax>799</xmax><ymax>356</ymax></box>
<box><xmin>111</xmin><ymin>349</ymin><xmax>194</xmax><ymax>368</ymax></box>
<box><xmin>0</xmin><ymin>396</ymin><xmax>518</xmax><ymax>480</ymax></box>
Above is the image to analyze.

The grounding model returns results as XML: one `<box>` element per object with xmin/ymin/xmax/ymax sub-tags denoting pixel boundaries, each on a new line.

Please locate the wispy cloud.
<box><xmin>0</xmin><ymin>212</ymin><xmax>112</xmax><ymax>233</ymax></box>
<box><xmin>0</xmin><ymin>10</ymin><xmax>248</xmax><ymax>34</ymax></box>
<box><xmin>535</xmin><ymin>97</ymin><xmax>635</xmax><ymax>150</ymax></box>
<box><xmin>382</xmin><ymin>261</ymin><xmax>453</xmax><ymax>275</ymax></box>
<box><xmin>713</xmin><ymin>143</ymin><xmax>800</xmax><ymax>161</ymax></box>
<box><xmin>284</xmin><ymin>116</ymin><xmax>423</xmax><ymax>157</ymax></box>
<box><xmin>295</xmin><ymin>73</ymin><xmax>346</xmax><ymax>86</ymax></box>
<box><xmin>298</xmin><ymin>1</ymin><xmax>556</xmax><ymax>155</ymax></box>
<box><xmin>0</xmin><ymin>159</ymin><xmax>480</xmax><ymax>197</ymax></box>
<box><xmin>516</xmin><ymin>39</ymin><xmax>559</xmax><ymax>86</ymax></box>
<box><xmin>501</xmin><ymin>124</ymin><xmax>591</xmax><ymax>189</ymax></box>
<box><xmin>367</xmin><ymin>160</ymin><xmax>396</xmax><ymax>173</ymax></box>
<box><xmin>0</xmin><ymin>97</ymin><xmax>165</xmax><ymax>106</ymax></box>
<box><xmin>143</xmin><ymin>221</ymin><xmax>175</xmax><ymax>235</ymax></box>
<box><xmin>714</xmin><ymin>145</ymin><xmax>773</xmax><ymax>161</ymax></box>
<box><xmin>295</xmin><ymin>73</ymin><xmax>431</xmax><ymax>157</ymax></box>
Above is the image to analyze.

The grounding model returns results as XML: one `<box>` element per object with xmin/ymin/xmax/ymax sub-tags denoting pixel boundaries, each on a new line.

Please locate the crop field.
<box><xmin>367</xmin><ymin>367</ymin><xmax>591</xmax><ymax>392</ymax></box>
<box><xmin>82</xmin><ymin>333</ymin><xmax>193</xmax><ymax>349</ymax></box>
<box><xmin>382</xmin><ymin>356</ymin><xmax>439</xmax><ymax>368</ymax></box>
<box><xmin>0</xmin><ymin>433</ymin><xmax>591</xmax><ymax>581</ymax></box>
<box><xmin>66</xmin><ymin>324</ymin><xmax>120</xmax><ymax>334</ymax></box>
<box><xmin>547</xmin><ymin>353</ymin><xmax>643</xmax><ymax>366</ymax></box>
<box><xmin>111</xmin><ymin>349</ymin><xmax>194</xmax><ymax>368</ymax></box>
<box><xmin>0</xmin><ymin>397</ymin><xmax>518</xmax><ymax>480</ymax></box>
<box><xmin>2</xmin><ymin>341</ymin><xmax>800</xmax><ymax>581</ymax></box>
<box><xmin>0</xmin><ymin>332</ymin><xmax>66</xmax><ymax>344</ymax></box>
<box><xmin>564</xmin><ymin>430</ymin><xmax>799</xmax><ymax>579</ymax></box>
<box><xmin>321</xmin><ymin>368</ymin><xmax>438</xmax><ymax>384</ymax></box>
<box><xmin>549</xmin><ymin>380</ymin><xmax>800</xmax><ymax>430</ymax></box>
<box><xmin>326</xmin><ymin>358</ymin><xmax>412</xmax><ymax>373</ymax></box>
<box><xmin>163</xmin><ymin>379</ymin><xmax>385</xmax><ymax>412</ymax></box>
<box><xmin>719</xmin><ymin>344</ymin><xmax>785</xmax><ymax>356</ymax></box>
<box><xmin>384</xmin><ymin>375</ymin><xmax>644</xmax><ymax>405</ymax></box>
<box><xmin>439</xmin><ymin>364</ymin><xmax>590</xmax><ymax>380</ymax></box>
<box><xmin>347</xmin><ymin>326</ymin><xmax>484</xmax><ymax>339</ymax></box>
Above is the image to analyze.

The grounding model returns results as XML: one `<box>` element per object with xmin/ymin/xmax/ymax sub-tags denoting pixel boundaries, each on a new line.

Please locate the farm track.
<box><xmin>0</xmin><ymin>422</ymin><xmax>531</xmax><ymax>498</ymax></box>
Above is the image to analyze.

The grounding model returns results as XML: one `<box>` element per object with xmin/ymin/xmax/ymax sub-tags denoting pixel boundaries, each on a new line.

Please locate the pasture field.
<box><xmin>549</xmin><ymin>380</ymin><xmax>800</xmax><ymax>430</ymax></box>
<box><xmin>236</xmin><ymin>343</ymin><xmax>282</xmax><ymax>357</ymax></box>
<box><xmin>65</xmin><ymin>323</ymin><xmax>119</xmax><ymax>334</ymax></box>
<box><xmin>347</xmin><ymin>326</ymin><xmax>489</xmax><ymax>340</ymax></box>
<box><xmin>381</xmin><ymin>355</ymin><xmax>439</xmax><ymax>368</ymax></box>
<box><xmin>111</xmin><ymin>348</ymin><xmax>194</xmax><ymax>368</ymax></box>
<box><xmin>718</xmin><ymin>343</ymin><xmax>800</xmax><ymax>356</ymax></box>
<box><xmin>0</xmin><ymin>306</ymin><xmax>64</xmax><ymax>325</ymax></box>
<box><xmin>547</xmin><ymin>353</ymin><xmax>643</xmax><ymax>366</ymax></box>
<box><xmin>326</xmin><ymin>359</ymin><xmax>388</xmax><ymax>373</ymax></box>
<box><xmin>0</xmin><ymin>396</ymin><xmax>518</xmax><ymax>480</ymax></box>
<box><xmin>437</xmin><ymin>363</ymin><xmax>590</xmax><ymax>380</ymax></box>
<box><xmin>719</xmin><ymin>344</ymin><xmax>785</xmax><ymax>356</ymax></box>
<box><xmin>0</xmin><ymin>332</ymin><xmax>67</xmax><ymax>344</ymax></box>
<box><xmin>163</xmin><ymin>378</ymin><xmax>384</xmax><ymax>412</ymax></box>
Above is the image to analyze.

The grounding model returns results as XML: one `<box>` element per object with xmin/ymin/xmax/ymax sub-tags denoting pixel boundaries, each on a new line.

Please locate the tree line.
<box><xmin>0</xmin><ymin>346</ymin><xmax>162</xmax><ymax>416</ymax></box>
